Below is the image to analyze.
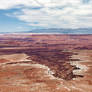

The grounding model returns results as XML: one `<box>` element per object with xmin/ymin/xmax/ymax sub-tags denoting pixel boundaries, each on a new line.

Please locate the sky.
<box><xmin>0</xmin><ymin>0</ymin><xmax>92</xmax><ymax>33</ymax></box>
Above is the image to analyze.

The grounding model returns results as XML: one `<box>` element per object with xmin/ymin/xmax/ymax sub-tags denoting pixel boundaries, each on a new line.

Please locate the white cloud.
<box><xmin>0</xmin><ymin>0</ymin><xmax>40</xmax><ymax>9</ymax></box>
<box><xmin>0</xmin><ymin>0</ymin><xmax>92</xmax><ymax>28</ymax></box>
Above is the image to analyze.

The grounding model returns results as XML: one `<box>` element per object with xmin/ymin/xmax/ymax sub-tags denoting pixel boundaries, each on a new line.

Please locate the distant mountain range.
<box><xmin>26</xmin><ymin>28</ymin><xmax>92</xmax><ymax>34</ymax></box>
<box><xmin>0</xmin><ymin>28</ymin><xmax>92</xmax><ymax>34</ymax></box>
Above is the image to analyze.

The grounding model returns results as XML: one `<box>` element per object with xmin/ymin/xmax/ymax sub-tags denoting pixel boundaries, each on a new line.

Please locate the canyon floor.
<box><xmin>0</xmin><ymin>34</ymin><xmax>92</xmax><ymax>92</ymax></box>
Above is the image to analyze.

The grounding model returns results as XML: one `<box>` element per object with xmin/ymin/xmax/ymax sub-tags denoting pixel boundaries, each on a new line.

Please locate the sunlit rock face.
<box><xmin>0</xmin><ymin>34</ymin><xmax>92</xmax><ymax>92</ymax></box>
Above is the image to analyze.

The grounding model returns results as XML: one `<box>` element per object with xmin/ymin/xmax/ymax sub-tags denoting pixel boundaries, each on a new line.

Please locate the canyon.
<box><xmin>0</xmin><ymin>34</ymin><xmax>92</xmax><ymax>92</ymax></box>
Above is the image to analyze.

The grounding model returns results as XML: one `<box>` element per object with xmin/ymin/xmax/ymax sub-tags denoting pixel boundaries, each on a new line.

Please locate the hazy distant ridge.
<box><xmin>1</xmin><ymin>28</ymin><xmax>92</xmax><ymax>34</ymax></box>
<box><xmin>27</xmin><ymin>28</ymin><xmax>92</xmax><ymax>34</ymax></box>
